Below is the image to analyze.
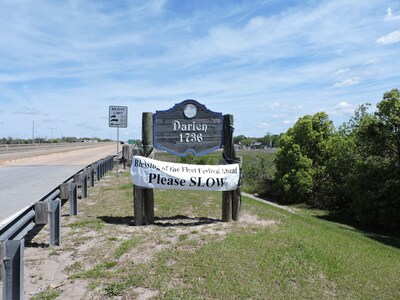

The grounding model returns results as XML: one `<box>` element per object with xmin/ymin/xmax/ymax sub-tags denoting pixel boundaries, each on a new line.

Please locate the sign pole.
<box><xmin>116</xmin><ymin>126</ymin><xmax>120</xmax><ymax>178</ymax></box>
<box><xmin>109</xmin><ymin>105</ymin><xmax>128</xmax><ymax>178</ymax></box>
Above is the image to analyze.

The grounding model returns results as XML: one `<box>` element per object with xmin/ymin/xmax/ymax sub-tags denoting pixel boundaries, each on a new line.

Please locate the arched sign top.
<box><xmin>153</xmin><ymin>100</ymin><xmax>223</xmax><ymax>156</ymax></box>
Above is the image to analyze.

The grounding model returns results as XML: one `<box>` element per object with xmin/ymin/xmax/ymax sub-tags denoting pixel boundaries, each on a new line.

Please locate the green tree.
<box><xmin>241</xmin><ymin>138</ymin><xmax>254</xmax><ymax>147</ymax></box>
<box><xmin>274</xmin><ymin>112</ymin><xmax>333</xmax><ymax>204</ymax></box>
<box><xmin>275</xmin><ymin>136</ymin><xmax>313</xmax><ymax>203</ymax></box>
<box><xmin>257</xmin><ymin>133</ymin><xmax>280</xmax><ymax>148</ymax></box>
<box><xmin>319</xmin><ymin>133</ymin><xmax>356</xmax><ymax>210</ymax></box>
<box><xmin>349</xmin><ymin>89</ymin><xmax>400</xmax><ymax>227</ymax></box>
<box><xmin>233</xmin><ymin>135</ymin><xmax>246</xmax><ymax>145</ymax></box>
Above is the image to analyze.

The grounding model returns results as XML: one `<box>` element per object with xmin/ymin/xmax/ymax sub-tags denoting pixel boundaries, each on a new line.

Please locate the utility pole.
<box><xmin>32</xmin><ymin>120</ymin><xmax>35</xmax><ymax>144</ymax></box>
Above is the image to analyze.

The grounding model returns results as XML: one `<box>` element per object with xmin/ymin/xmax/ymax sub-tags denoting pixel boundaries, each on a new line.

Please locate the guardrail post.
<box><xmin>81</xmin><ymin>171</ymin><xmax>88</xmax><ymax>198</ymax></box>
<box><xmin>73</xmin><ymin>173</ymin><xmax>82</xmax><ymax>188</ymax></box>
<box><xmin>60</xmin><ymin>183</ymin><xmax>70</xmax><ymax>201</ymax></box>
<box><xmin>95</xmin><ymin>163</ymin><xmax>100</xmax><ymax>181</ymax></box>
<box><xmin>105</xmin><ymin>157</ymin><xmax>109</xmax><ymax>172</ymax></box>
<box><xmin>89</xmin><ymin>167</ymin><xmax>95</xmax><ymax>187</ymax></box>
<box><xmin>109</xmin><ymin>156</ymin><xmax>114</xmax><ymax>171</ymax></box>
<box><xmin>69</xmin><ymin>183</ymin><xmax>78</xmax><ymax>216</ymax></box>
<box><xmin>99</xmin><ymin>160</ymin><xmax>103</xmax><ymax>178</ymax></box>
<box><xmin>122</xmin><ymin>145</ymin><xmax>130</xmax><ymax>168</ymax></box>
<box><xmin>49</xmin><ymin>199</ymin><xmax>61</xmax><ymax>246</ymax></box>
<box><xmin>110</xmin><ymin>156</ymin><xmax>115</xmax><ymax>170</ymax></box>
<box><xmin>34</xmin><ymin>202</ymin><xmax>49</xmax><ymax>225</ymax></box>
<box><xmin>102</xmin><ymin>159</ymin><xmax>106</xmax><ymax>177</ymax></box>
<box><xmin>1</xmin><ymin>239</ymin><xmax>24</xmax><ymax>300</ymax></box>
<box><xmin>98</xmin><ymin>161</ymin><xmax>103</xmax><ymax>179</ymax></box>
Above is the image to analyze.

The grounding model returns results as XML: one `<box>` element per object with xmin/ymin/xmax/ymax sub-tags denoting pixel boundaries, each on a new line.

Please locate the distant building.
<box><xmin>250</xmin><ymin>142</ymin><xmax>263</xmax><ymax>149</ymax></box>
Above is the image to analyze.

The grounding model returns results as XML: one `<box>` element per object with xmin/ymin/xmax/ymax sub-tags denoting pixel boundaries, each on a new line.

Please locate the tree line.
<box><xmin>234</xmin><ymin>133</ymin><xmax>281</xmax><ymax>148</ymax></box>
<box><xmin>271</xmin><ymin>89</ymin><xmax>399</xmax><ymax>228</ymax></box>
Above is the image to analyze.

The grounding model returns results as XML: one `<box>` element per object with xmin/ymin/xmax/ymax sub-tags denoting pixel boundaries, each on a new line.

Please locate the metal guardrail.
<box><xmin>0</xmin><ymin>155</ymin><xmax>115</xmax><ymax>300</ymax></box>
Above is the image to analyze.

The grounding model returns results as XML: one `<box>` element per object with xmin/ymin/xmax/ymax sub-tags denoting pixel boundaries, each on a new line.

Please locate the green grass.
<box><xmin>114</xmin><ymin>236</ymin><xmax>143</xmax><ymax>258</ymax></box>
<box><xmin>70</xmin><ymin>218</ymin><xmax>104</xmax><ymax>231</ymax></box>
<box><xmin>107</xmin><ymin>195</ymin><xmax>399</xmax><ymax>299</ymax></box>
<box><xmin>30</xmin><ymin>288</ymin><xmax>60</xmax><ymax>300</ymax></box>
<box><xmin>66</xmin><ymin>163</ymin><xmax>400</xmax><ymax>299</ymax></box>
<box><xmin>70</xmin><ymin>261</ymin><xmax>118</xmax><ymax>279</ymax></box>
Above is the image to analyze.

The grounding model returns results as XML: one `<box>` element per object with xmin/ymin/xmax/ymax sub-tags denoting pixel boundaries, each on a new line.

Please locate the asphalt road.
<box><xmin>0</xmin><ymin>143</ymin><xmax>117</xmax><ymax>226</ymax></box>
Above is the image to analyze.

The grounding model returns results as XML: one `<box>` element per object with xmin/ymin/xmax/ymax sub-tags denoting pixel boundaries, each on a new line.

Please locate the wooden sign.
<box><xmin>154</xmin><ymin>100</ymin><xmax>223</xmax><ymax>156</ymax></box>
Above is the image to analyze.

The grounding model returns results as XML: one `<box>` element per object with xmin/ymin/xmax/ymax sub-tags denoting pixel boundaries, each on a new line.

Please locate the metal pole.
<box><xmin>1</xmin><ymin>239</ymin><xmax>25</xmax><ymax>300</ymax></box>
<box><xmin>49</xmin><ymin>199</ymin><xmax>61</xmax><ymax>246</ymax></box>
<box><xmin>116</xmin><ymin>126</ymin><xmax>120</xmax><ymax>178</ymax></box>
<box><xmin>32</xmin><ymin>120</ymin><xmax>35</xmax><ymax>144</ymax></box>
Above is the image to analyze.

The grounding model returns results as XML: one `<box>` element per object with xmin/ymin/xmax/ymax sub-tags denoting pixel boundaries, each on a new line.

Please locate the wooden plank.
<box><xmin>133</xmin><ymin>187</ymin><xmax>144</xmax><ymax>226</ymax></box>
<box><xmin>144</xmin><ymin>189</ymin><xmax>154</xmax><ymax>224</ymax></box>
<box><xmin>222</xmin><ymin>191</ymin><xmax>232</xmax><ymax>222</ymax></box>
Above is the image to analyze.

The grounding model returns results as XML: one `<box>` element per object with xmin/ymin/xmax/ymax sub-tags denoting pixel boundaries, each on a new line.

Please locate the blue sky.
<box><xmin>0</xmin><ymin>0</ymin><xmax>399</xmax><ymax>140</ymax></box>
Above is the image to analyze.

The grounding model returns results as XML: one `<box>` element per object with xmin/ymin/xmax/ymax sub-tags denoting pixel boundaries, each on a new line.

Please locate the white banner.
<box><xmin>131</xmin><ymin>156</ymin><xmax>240</xmax><ymax>191</ymax></box>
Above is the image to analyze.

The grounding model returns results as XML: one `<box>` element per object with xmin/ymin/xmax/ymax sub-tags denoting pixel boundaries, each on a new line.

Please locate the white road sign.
<box><xmin>109</xmin><ymin>106</ymin><xmax>128</xmax><ymax>128</ymax></box>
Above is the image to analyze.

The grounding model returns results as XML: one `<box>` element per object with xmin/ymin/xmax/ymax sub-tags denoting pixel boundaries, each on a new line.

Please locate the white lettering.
<box><xmin>172</xmin><ymin>120</ymin><xmax>208</xmax><ymax>133</ymax></box>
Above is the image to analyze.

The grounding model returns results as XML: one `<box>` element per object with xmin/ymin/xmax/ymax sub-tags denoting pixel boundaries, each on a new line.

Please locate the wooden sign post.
<box><xmin>133</xmin><ymin>100</ymin><xmax>241</xmax><ymax>225</ymax></box>
<box><xmin>133</xmin><ymin>113</ymin><xmax>155</xmax><ymax>226</ymax></box>
<box><xmin>222</xmin><ymin>114</ymin><xmax>241</xmax><ymax>221</ymax></box>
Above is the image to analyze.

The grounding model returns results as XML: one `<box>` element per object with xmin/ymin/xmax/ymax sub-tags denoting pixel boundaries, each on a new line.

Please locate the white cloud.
<box><xmin>363</xmin><ymin>59</ymin><xmax>375</xmax><ymax>65</ymax></box>
<box><xmin>333</xmin><ymin>78</ymin><xmax>360</xmax><ymax>88</ymax></box>
<box><xmin>385</xmin><ymin>7</ymin><xmax>400</xmax><ymax>21</ymax></box>
<box><xmin>256</xmin><ymin>122</ymin><xmax>269</xmax><ymax>129</ymax></box>
<box><xmin>327</xmin><ymin>101</ymin><xmax>355</xmax><ymax>116</ymax></box>
<box><xmin>335</xmin><ymin>68</ymin><xmax>350</xmax><ymax>74</ymax></box>
<box><xmin>271</xmin><ymin>102</ymin><xmax>280</xmax><ymax>108</ymax></box>
<box><xmin>13</xmin><ymin>107</ymin><xmax>42</xmax><ymax>115</ymax></box>
<box><xmin>377</xmin><ymin>31</ymin><xmax>400</xmax><ymax>45</ymax></box>
<box><xmin>336</xmin><ymin>101</ymin><xmax>352</xmax><ymax>108</ymax></box>
<box><xmin>291</xmin><ymin>106</ymin><xmax>304</xmax><ymax>111</ymax></box>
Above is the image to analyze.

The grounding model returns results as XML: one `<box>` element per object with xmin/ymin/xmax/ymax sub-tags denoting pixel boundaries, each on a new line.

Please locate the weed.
<box><xmin>114</xmin><ymin>237</ymin><xmax>142</xmax><ymax>258</ymax></box>
<box><xmin>31</xmin><ymin>288</ymin><xmax>60</xmax><ymax>300</ymax></box>
<box><xmin>70</xmin><ymin>218</ymin><xmax>104</xmax><ymax>230</ymax></box>
<box><xmin>70</xmin><ymin>261</ymin><xmax>117</xmax><ymax>279</ymax></box>
<box><xmin>104</xmin><ymin>281</ymin><xmax>126</xmax><ymax>296</ymax></box>
<box><xmin>64</xmin><ymin>261</ymin><xmax>82</xmax><ymax>274</ymax></box>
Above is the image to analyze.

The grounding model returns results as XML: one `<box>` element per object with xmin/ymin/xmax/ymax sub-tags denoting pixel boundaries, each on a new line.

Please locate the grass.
<box><xmin>70</xmin><ymin>261</ymin><xmax>118</xmax><ymax>279</ymax></box>
<box><xmin>30</xmin><ymin>288</ymin><xmax>60</xmax><ymax>300</ymax></box>
<box><xmin>114</xmin><ymin>236</ymin><xmax>142</xmax><ymax>258</ymax></box>
<box><xmin>59</xmin><ymin>156</ymin><xmax>400</xmax><ymax>299</ymax></box>
<box><xmin>70</xmin><ymin>218</ymin><xmax>104</xmax><ymax>231</ymax></box>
